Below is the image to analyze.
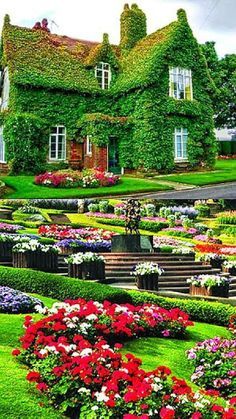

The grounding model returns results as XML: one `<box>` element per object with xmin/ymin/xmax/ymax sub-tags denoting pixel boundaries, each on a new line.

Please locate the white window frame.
<box><xmin>85</xmin><ymin>135</ymin><xmax>92</xmax><ymax>155</ymax></box>
<box><xmin>0</xmin><ymin>126</ymin><xmax>6</xmax><ymax>163</ymax></box>
<box><xmin>169</xmin><ymin>68</ymin><xmax>193</xmax><ymax>100</ymax></box>
<box><xmin>95</xmin><ymin>62</ymin><xmax>111</xmax><ymax>90</ymax></box>
<box><xmin>49</xmin><ymin>125</ymin><xmax>66</xmax><ymax>161</ymax></box>
<box><xmin>1</xmin><ymin>67</ymin><xmax>10</xmax><ymax>111</ymax></box>
<box><xmin>174</xmin><ymin>128</ymin><xmax>188</xmax><ymax>161</ymax></box>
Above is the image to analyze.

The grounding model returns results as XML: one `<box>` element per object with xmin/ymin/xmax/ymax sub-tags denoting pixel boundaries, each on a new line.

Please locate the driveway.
<box><xmin>126</xmin><ymin>182</ymin><xmax>236</xmax><ymax>199</ymax></box>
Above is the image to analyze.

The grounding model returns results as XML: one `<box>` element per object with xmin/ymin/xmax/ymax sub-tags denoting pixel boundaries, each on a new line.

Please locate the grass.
<box><xmin>157</xmin><ymin>159</ymin><xmax>236</xmax><ymax>186</ymax></box>
<box><xmin>0</xmin><ymin>294</ymin><xmax>63</xmax><ymax>419</ymax></box>
<box><xmin>0</xmin><ymin>176</ymin><xmax>171</xmax><ymax>199</ymax></box>
<box><xmin>123</xmin><ymin>321</ymin><xmax>231</xmax><ymax>388</ymax></box>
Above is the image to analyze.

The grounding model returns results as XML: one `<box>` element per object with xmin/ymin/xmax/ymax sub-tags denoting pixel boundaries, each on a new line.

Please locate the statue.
<box><xmin>125</xmin><ymin>199</ymin><xmax>141</xmax><ymax>235</ymax></box>
<box><xmin>33</xmin><ymin>18</ymin><xmax>50</xmax><ymax>32</ymax></box>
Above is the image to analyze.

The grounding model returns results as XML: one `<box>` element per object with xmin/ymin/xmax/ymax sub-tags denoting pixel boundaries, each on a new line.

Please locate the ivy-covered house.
<box><xmin>0</xmin><ymin>4</ymin><xmax>217</xmax><ymax>174</ymax></box>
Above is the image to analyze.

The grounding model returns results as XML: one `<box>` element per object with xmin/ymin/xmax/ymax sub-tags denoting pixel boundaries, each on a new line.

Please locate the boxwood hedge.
<box><xmin>95</xmin><ymin>217</ymin><xmax>169</xmax><ymax>232</ymax></box>
<box><xmin>0</xmin><ymin>266</ymin><xmax>131</xmax><ymax>304</ymax></box>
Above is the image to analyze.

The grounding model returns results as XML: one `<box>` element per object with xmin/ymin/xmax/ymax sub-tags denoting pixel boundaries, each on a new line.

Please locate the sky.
<box><xmin>0</xmin><ymin>0</ymin><xmax>235</xmax><ymax>57</ymax></box>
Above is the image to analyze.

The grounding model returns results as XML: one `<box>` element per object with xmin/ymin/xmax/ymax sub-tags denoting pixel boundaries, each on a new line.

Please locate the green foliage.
<box><xmin>3</xmin><ymin>113</ymin><xmax>48</xmax><ymax>174</ymax></box>
<box><xmin>0</xmin><ymin>266</ymin><xmax>132</xmax><ymax>304</ymax></box>
<box><xmin>195</xmin><ymin>204</ymin><xmax>211</xmax><ymax>217</ymax></box>
<box><xmin>85</xmin><ymin>33</ymin><xmax>119</xmax><ymax>70</ymax></box>
<box><xmin>219</xmin><ymin>141</ymin><xmax>235</xmax><ymax>156</ymax></box>
<box><xmin>120</xmin><ymin>3</ymin><xmax>147</xmax><ymax>54</ymax></box>
<box><xmin>94</xmin><ymin>216</ymin><xmax>169</xmax><ymax>232</ymax></box>
<box><xmin>128</xmin><ymin>290</ymin><xmax>236</xmax><ymax>326</ymax></box>
<box><xmin>217</xmin><ymin>211</ymin><xmax>236</xmax><ymax>225</ymax></box>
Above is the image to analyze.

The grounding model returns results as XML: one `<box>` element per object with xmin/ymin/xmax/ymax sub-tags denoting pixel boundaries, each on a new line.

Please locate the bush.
<box><xmin>128</xmin><ymin>291</ymin><xmax>236</xmax><ymax>326</ymax></box>
<box><xmin>194</xmin><ymin>204</ymin><xmax>211</xmax><ymax>217</ymax></box>
<box><xmin>31</xmin><ymin>199</ymin><xmax>79</xmax><ymax>211</ymax></box>
<box><xmin>98</xmin><ymin>200</ymin><xmax>109</xmax><ymax>213</ymax></box>
<box><xmin>0</xmin><ymin>266</ymin><xmax>131</xmax><ymax>304</ymax></box>
<box><xmin>219</xmin><ymin>141</ymin><xmax>233</xmax><ymax>156</ymax></box>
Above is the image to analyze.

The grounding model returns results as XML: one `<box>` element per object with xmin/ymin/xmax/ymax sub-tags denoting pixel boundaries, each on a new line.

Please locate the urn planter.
<box><xmin>13</xmin><ymin>251</ymin><xmax>58</xmax><ymax>272</ymax></box>
<box><xmin>0</xmin><ymin>241</ymin><xmax>14</xmax><ymax>261</ymax></box>
<box><xmin>68</xmin><ymin>261</ymin><xmax>105</xmax><ymax>281</ymax></box>
<box><xmin>190</xmin><ymin>284</ymin><xmax>229</xmax><ymax>298</ymax></box>
<box><xmin>136</xmin><ymin>274</ymin><xmax>159</xmax><ymax>291</ymax></box>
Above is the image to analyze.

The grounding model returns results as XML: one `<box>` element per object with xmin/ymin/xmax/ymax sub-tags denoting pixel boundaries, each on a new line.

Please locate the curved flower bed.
<box><xmin>0</xmin><ymin>222</ymin><xmax>24</xmax><ymax>233</ymax></box>
<box><xmin>195</xmin><ymin>244</ymin><xmax>236</xmax><ymax>256</ymax></box>
<box><xmin>0</xmin><ymin>286</ymin><xmax>43</xmax><ymax>313</ymax></box>
<box><xmin>56</xmin><ymin>238</ymin><xmax>111</xmax><ymax>253</ymax></box>
<box><xmin>35</xmin><ymin>169</ymin><xmax>120</xmax><ymax>188</ymax></box>
<box><xmin>13</xmin><ymin>299</ymin><xmax>236</xmax><ymax>418</ymax></box>
<box><xmin>38</xmin><ymin>225</ymin><xmax>116</xmax><ymax>241</ymax></box>
<box><xmin>187</xmin><ymin>337</ymin><xmax>236</xmax><ymax>397</ymax></box>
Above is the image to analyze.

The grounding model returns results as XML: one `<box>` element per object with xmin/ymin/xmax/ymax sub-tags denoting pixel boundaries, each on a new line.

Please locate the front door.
<box><xmin>0</xmin><ymin>127</ymin><xmax>6</xmax><ymax>163</ymax></box>
<box><xmin>108</xmin><ymin>136</ymin><xmax>121</xmax><ymax>174</ymax></box>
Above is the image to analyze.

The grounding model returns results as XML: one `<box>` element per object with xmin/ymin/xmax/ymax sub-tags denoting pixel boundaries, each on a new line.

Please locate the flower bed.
<box><xmin>55</xmin><ymin>238</ymin><xmax>111</xmax><ymax>253</ymax></box>
<box><xmin>35</xmin><ymin>169</ymin><xmax>120</xmax><ymax>188</ymax></box>
<box><xmin>0</xmin><ymin>222</ymin><xmax>24</xmax><ymax>233</ymax></box>
<box><xmin>217</xmin><ymin>211</ymin><xmax>236</xmax><ymax>225</ymax></box>
<box><xmin>187</xmin><ymin>337</ymin><xmax>236</xmax><ymax>397</ymax></box>
<box><xmin>38</xmin><ymin>225</ymin><xmax>115</xmax><ymax>241</ymax></box>
<box><xmin>13</xmin><ymin>299</ymin><xmax>236</xmax><ymax>418</ymax></box>
<box><xmin>153</xmin><ymin>236</ymin><xmax>194</xmax><ymax>248</ymax></box>
<box><xmin>0</xmin><ymin>286</ymin><xmax>43</xmax><ymax>313</ymax></box>
<box><xmin>162</xmin><ymin>226</ymin><xmax>198</xmax><ymax>238</ymax></box>
<box><xmin>195</xmin><ymin>243</ymin><xmax>236</xmax><ymax>256</ymax></box>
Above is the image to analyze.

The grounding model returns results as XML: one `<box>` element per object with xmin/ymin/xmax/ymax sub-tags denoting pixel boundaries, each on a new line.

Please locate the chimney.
<box><xmin>120</xmin><ymin>3</ymin><xmax>147</xmax><ymax>55</ymax></box>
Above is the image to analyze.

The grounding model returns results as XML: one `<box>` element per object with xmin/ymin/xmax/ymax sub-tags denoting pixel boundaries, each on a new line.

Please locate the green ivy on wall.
<box><xmin>0</xmin><ymin>7</ymin><xmax>217</xmax><ymax>174</ymax></box>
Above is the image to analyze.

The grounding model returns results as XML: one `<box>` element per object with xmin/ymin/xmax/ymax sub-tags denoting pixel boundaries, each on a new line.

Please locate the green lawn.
<box><xmin>158</xmin><ymin>159</ymin><xmax>236</xmax><ymax>186</ymax></box>
<box><xmin>0</xmin><ymin>176</ymin><xmax>171</xmax><ymax>199</ymax></box>
<box><xmin>123</xmin><ymin>321</ymin><xmax>231</xmax><ymax>388</ymax></box>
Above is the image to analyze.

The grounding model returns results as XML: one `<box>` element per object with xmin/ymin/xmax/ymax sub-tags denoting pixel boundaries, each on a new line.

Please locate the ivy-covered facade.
<box><xmin>0</xmin><ymin>4</ymin><xmax>217</xmax><ymax>174</ymax></box>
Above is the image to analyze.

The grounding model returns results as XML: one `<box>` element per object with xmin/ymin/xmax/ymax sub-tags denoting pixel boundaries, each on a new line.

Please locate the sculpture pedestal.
<box><xmin>111</xmin><ymin>235</ymin><xmax>153</xmax><ymax>253</ymax></box>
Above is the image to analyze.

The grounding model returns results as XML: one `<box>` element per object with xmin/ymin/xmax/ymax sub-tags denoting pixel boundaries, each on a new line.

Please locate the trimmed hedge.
<box><xmin>95</xmin><ymin>217</ymin><xmax>169</xmax><ymax>232</ymax></box>
<box><xmin>0</xmin><ymin>266</ymin><xmax>131</xmax><ymax>304</ymax></box>
<box><xmin>128</xmin><ymin>291</ymin><xmax>236</xmax><ymax>326</ymax></box>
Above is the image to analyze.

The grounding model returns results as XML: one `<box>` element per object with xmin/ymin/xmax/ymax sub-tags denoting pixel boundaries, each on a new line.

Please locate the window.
<box><xmin>0</xmin><ymin>126</ymin><xmax>5</xmax><ymax>163</ymax></box>
<box><xmin>169</xmin><ymin>68</ymin><xmax>192</xmax><ymax>100</ymax></box>
<box><xmin>49</xmin><ymin>126</ymin><xmax>66</xmax><ymax>160</ymax></box>
<box><xmin>1</xmin><ymin>67</ymin><xmax>10</xmax><ymax>110</ymax></box>
<box><xmin>86</xmin><ymin>135</ymin><xmax>92</xmax><ymax>155</ymax></box>
<box><xmin>95</xmin><ymin>62</ymin><xmax>111</xmax><ymax>89</ymax></box>
<box><xmin>174</xmin><ymin>128</ymin><xmax>188</xmax><ymax>160</ymax></box>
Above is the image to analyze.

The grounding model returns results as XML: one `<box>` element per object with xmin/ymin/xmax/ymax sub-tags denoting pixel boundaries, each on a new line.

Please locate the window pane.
<box><xmin>58</xmin><ymin>127</ymin><xmax>65</xmax><ymax>134</ymax></box>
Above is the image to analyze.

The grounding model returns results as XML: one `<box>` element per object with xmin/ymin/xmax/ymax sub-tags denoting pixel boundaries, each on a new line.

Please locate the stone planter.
<box><xmin>13</xmin><ymin>251</ymin><xmax>58</xmax><ymax>272</ymax></box>
<box><xmin>136</xmin><ymin>274</ymin><xmax>159</xmax><ymax>291</ymax></box>
<box><xmin>111</xmin><ymin>235</ymin><xmax>153</xmax><ymax>253</ymax></box>
<box><xmin>0</xmin><ymin>241</ymin><xmax>14</xmax><ymax>261</ymax></box>
<box><xmin>190</xmin><ymin>284</ymin><xmax>229</xmax><ymax>298</ymax></box>
<box><xmin>68</xmin><ymin>261</ymin><xmax>105</xmax><ymax>281</ymax></box>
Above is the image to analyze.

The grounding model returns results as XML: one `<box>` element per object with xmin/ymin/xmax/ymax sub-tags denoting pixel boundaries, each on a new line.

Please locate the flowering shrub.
<box><xmin>0</xmin><ymin>223</ymin><xmax>24</xmax><ymax>233</ymax></box>
<box><xmin>67</xmin><ymin>252</ymin><xmax>105</xmax><ymax>264</ymax></box>
<box><xmin>229</xmin><ymin>315</ymin><xmax>236</xmax><ymax>337</ymax></box>
<box><xmin>187</xmin><ymin>337</ymin><xmax>236</xmax><ymax>397</ymax></box>
<box><xmin>56</xmin><ymin>238</ymin><xmax>111</xmax><ymax>253</ymax></box>
<box><xmin>38</xmin><ymin>225</ymin><xmax>115</xmax><ymax>241</ymax></box>
<box><xmin>131</xmin><ymin>262</ymin><xmax>164</xmax><ymax>276</ymax></box>
<box><xmin>0</xmin><ymin>286</ymin><xmax>43</xmax><ymax>313</ymax></box>
<box><xmin>13</xmin><ymin>299</ymin><xmax>236</xmax><ymax>417</ymax></box>
<box><xmin>12</xmin><ymin>239</ymin><xmax>61</xmax><ymax>254</ymax></box>
<box><xmin>199</xmin><ymin>253</ymin><xmax>226</xmax><ymax>262</ymax></box>
<box><xmin>195</xmin><ymin>244</ymin><xmax>236</xmax><ymax>256</ymax></box>
<box><xmin>172</xmin><ymin>247</ymin><xmax>194</xmax><ymax>255</ymax></box>
<box><xmin>35</xmin><ymin>169</ymin><xmax>120</xmax><ymax>188</ymax></box>
<box><xmin>159</xmin><ymin>206</ymin><xmax>198</xmax><ymax>219</ymax></box>
<box><xmin>187</xmin><ymin>274</ymin><xmax>231</xmax><ymax>289</ymax></box>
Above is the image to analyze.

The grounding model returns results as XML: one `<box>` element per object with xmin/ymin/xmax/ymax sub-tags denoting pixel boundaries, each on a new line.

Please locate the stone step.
<box><xmin>105</xmin><ymin>265</ymin><xmax>215</xmax><ymax>273</ymax></box>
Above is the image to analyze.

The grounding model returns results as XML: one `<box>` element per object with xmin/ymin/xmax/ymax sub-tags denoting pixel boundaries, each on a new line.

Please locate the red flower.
<box><xmin>26</xmin><ymin>371</ymin><xmax>41</xmax><ymax>382</ymax></box>
<box><xmin>12</xmin><ymin>349</ymin><xmax>21</xmax><ymax>356</ymax></box>
<box><xmin>212</xmin><ymin>405</ymin><xmax>224</xmax><ymax>413</ymax></box>
<box><xmin>230</xmin><ymin>397</ymin><xmax>236</xmax><ymax>406</ymax></box>
<box><xmin>222</xmin><ymin>409</ymin><xmax>236</xmax><ymax>419</ymax></box>
<box><xmin>36</xmin><ymin>382</ymin><xmax>48</xmax><ymax>392</ymax></box>
<box><xmin>192</xmin><ymin>413</ymin><xmax>202</xmax><ymax>419</ymax></box>
<box><xmin>160</xmin><ymin>407</ymin><xmax>175</xmax><ymax>419</ymax></box>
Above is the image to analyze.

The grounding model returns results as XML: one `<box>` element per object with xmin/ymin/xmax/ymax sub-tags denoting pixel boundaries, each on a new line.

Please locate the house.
<box><xmin>0</xmin><ymin>4</ymin><xmax>217</xmax><ymax>174</ymax></box>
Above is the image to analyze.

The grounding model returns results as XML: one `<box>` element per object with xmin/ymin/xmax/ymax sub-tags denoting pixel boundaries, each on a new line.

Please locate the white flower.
<box><xmin>94</xmin><ymin>391</ymin><xmax>109</xmax><ymax>402</ymax></box>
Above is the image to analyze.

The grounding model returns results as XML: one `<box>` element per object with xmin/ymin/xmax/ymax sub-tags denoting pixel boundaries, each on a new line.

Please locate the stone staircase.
<box><xmin>1</xmin><ymin>253</ymin><xmax>236</xmax><ymax>297</ymax></box>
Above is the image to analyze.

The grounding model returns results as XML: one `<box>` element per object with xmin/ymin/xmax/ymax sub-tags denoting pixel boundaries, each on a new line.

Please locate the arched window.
<box><xmin>49</xmin><ymin>126</ymin><xmax>66</xmax><ymax>161</ymax></box>
<box><xmin>95</xmin><ymin>62</ymin><xmax>111</xmax><ymax>89</ymax></box>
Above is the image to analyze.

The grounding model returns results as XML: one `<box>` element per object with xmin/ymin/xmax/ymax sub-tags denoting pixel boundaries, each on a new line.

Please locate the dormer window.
<box><xmin>95</xmin><ymin>62</ymin><xmax>111</xmax><ymax>89</ymax></box>
<box><xmin>169</xmin><ymin>68</ymin><xmax>192</xmax><ymax>100</ymax></box>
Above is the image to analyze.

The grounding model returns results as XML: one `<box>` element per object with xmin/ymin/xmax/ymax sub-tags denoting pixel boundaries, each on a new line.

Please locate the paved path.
<box><xmin>126</xmin><ymin>182</ymin><xmax>236</xmax><ymax>199</ymax></box>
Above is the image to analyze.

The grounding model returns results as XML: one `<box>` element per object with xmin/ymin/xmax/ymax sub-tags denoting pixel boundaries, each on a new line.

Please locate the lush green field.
<box><xmin>0</xmin><ymin>176</ymin><xmax>171</xmax><ymax>199</ymax></box>
<box><xmin>158</xmin><ymin>159</ymin><xmax>236</xmax><ymax>185</ymax></box>
<box><xmin>1</xmin><ymin>289</ymin><xmax>230</xmax><ymax>418</ymax></box>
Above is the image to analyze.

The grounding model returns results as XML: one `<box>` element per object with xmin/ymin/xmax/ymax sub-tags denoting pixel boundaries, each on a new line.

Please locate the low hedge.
<box><xmin>0</xmin><ymin>266</ymin><xmax>131</xmax><ymax>304</ymax></box>
<box><xmin>128</xmin><ymin>291</ymin><xmax>236</xmax><ymax>326</ymax></box>
<box><xmin>95</xmin><ymin>217</ymin><xmax>169</xmax><ymax>232</ymax></box>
